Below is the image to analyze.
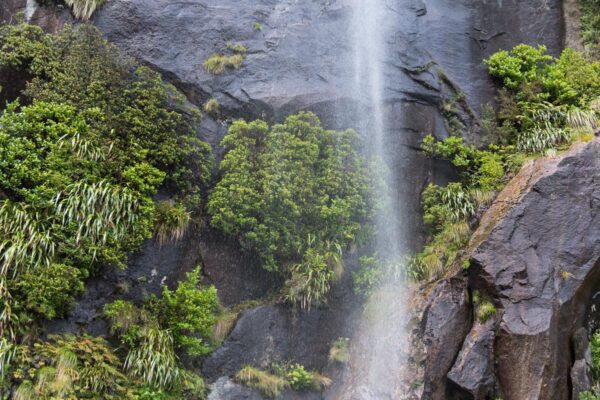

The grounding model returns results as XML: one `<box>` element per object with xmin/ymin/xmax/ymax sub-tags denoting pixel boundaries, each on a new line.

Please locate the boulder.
<box><xmin>420</xmin><ymin>278</ymin><xmax>471</xmax><ymax>400</ymax></box>
<box><xmin>447</xmin><ymin>318</ymin><xmax>497</xmax><ymax>399</ymax></box>
<box><xmin>467</xmin><ymin>140</ymin><xmax>600</xmax><ymax>400</ymax></box>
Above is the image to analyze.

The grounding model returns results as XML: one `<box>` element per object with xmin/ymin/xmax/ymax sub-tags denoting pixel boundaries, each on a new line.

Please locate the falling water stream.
<box><xmin>336</xmin><ymin>1</ymin><xmax>410</xmax><ymax>398</ymax></box>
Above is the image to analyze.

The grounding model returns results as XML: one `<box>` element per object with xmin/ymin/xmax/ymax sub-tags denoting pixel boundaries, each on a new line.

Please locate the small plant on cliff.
<box><xmin>154</xmin><ymin>200</ymin><xmax>191</xmax><ymax>245</ymax></box>
<box><xmin>204</xmin><ymin>97</ymin><xmax>220</xmax><ymax>116</ymax></box>
<box><xmin>235</xmin><ymin>366</ymin><xmax>289</xmax><ymax>398</ymax></box>
<box><xmin>204</xmin><ymin>54</ymin><xmax>245</xmax><ymax>74</ymax></box>
<box><xmin>477</xmin><ymin>300</ymin><xmax>497</xmax><ymax>323</ymax></box>
<box><xmin>329</xmin><ymin>337</ymin><xmax>350</xmax><ymax>364</ymax></box>
<box><xmin>64</xmin><ymin>0</ymin><xmax>106</xmax><ymax>20</ymax></box>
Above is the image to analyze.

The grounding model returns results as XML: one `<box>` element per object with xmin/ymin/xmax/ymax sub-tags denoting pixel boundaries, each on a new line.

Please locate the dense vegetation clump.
<box><xmin>0</xmin><ymin>22</ymin><xmax>212</xmax><ymax>397</ymax></box>
<box><xmin>207</xmin><ymin>112</ymin><xmax>372</xmax><ymax>308</ymax></box>
<box><xmin>34</xmin><ymin>0</ymin><xmax>105</xmax><ymax>20</ymax></box>
<box><xmin>407</xmin><ymin>44</ymin><xmax>599</xmax><ymax>282</ymax></box>
<box><xmin>580</xmin><ymin>0</ymin><xmax>600</xmax><ymax>59</ymax></box>
<box><xmin>235</xmin><ymin>364</ymin><xmax>331</xmax><ymax>398</ymax></box>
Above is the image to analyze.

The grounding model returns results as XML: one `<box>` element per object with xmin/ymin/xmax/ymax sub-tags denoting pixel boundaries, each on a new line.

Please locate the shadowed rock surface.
<box><xmin>424</xmin><ymin>140</ymin><xmax>600</xmax><ymax>400</ymax></box>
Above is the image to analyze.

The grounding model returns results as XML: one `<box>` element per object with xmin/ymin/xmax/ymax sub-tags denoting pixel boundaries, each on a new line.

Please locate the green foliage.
<box><xmin>592</xmin><ymin>330</ymin><xmax>600</xmax><ymax>380</ymax></box>
<box><xmin>422</xmin><ymin>183</ymin><xmax>476</xmax><ymax>230</ymax></box>
<box><xmin>160</xmin><ymin>268</ymin><xmax>219</xmax><ymax>356</ymax></box>
<box><xmin>227</xmin><ymin>42</ymin><xmax>248</xmax><ymax>55</ymax></box>
<box><xmin>208</xmin><ymin>112</ymin><xmax>371</xmax><ymax>307</ymax></box>
<box><xmin>286</xmin><ymin>364</ymin><xmax>314</xmax><ymax>391</ymax></box>
<box><xmin>235</xmin><ymin>366</ymin><xmax>289</xmax><ymax>398</ymax></box>
<box><xmin>11</xmin><ymin>335</ymin><xmax>130</xmax><ymax>399</ymax></box>
<box><xmin>580</xmin><ymin>0</ymin><xmax>600</xmax><ymax>59</ymax></box>
<box><xmin>254</xmin><ymin>22</ymin><xmax>263</xmax><ymax>31</ymax></box>
<box><xmin>0</xmin><ymin>22</ymin><xmax>212</xmax><ymax>394</ymax></box>
<box><xmin>204</xmin><ymin>98</ymin><xmax>220</xmax><ymax>116</ymax></box>
<box><xmin>64</xmin><ymin>0</ymin><xmax>106</xmax><ymax>20</ymax></box>
<box><xmin>476</xmin><ymin>300</ymin><xmax>497</xmax><ymax>323</ymax></box>
<box><xmin>154</xmin><ymin>201</ymin><xmax>191</xmax><ymax>245</ymax></box>
<box><xmin>285</xmin><ymin>364</ymin><xmax>331</xmax><ymax>392</ymax></box>
<box><xmin>13</xmin><ymin>263</ymin><xmax>83</xmax><ymax>320</ymax></box>
<box><xmin>580</xmin><ymin>390</ymin><xmax>600</xmax><ymax>400</ymax></box>
<box><xmin>352</xmin><ymin>255</ymin><xmax>384</xmax><ymax>298</ymax></box>
<box><xmin>422</xmin><ymin>135</ymin><xmax>505</xmax><ymax>191</ymax></box>
<box><xmin>328</xmin><ymin>337</ymin><xmax>350</xmax><ymax>364</ymax></box>
<box><xmin>235</xmin><ymin>364</ymin><xmax>331</xmax><ymax>397</ymax></box>
<box><xmin>485</xmin><ymin>44</ymin><xmax>553</xmax><ymax>91</ymax></box>
<box><xmin>124</xmin><ymin>327</ymin><xmax>180</xmax><ymax>390</ymax></box>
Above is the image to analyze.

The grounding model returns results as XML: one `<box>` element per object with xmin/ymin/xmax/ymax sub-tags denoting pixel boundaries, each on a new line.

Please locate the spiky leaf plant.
<box><xmin>124</xmin><ymin>327</ymin><xmax>180</xmax><ymax>389</ymax></box>
<box><xmin>64</xmin><ymin>0</ymin><xmax>106</xmax><ymax>20</ymax></box>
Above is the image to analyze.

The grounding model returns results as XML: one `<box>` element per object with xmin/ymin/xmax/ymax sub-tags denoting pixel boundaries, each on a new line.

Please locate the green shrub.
<box><xmin>421</xmin><ymin>135</ymin><xmax>505</xmax><ymax>191</ymax></box>
<box><xmin>580</xmin><ymin>390</ymin><xmax>600</xmax><ymax>400</ymax></box>
<box><xmin>208</xmin><ymin>112</ymin><xmax>371</xmax><ymax>306</ymax></box>
<box><xmin>485</xmin><ymin>45</ymin><xmax>600</xmax><ymax>107</ymax></box>
<box><xmin>286</xmin><ymin>364</ymin><xmax>331</xmax><ymax>391</ymax></box>
<box><xmin>287</xmin><ymin>364</ymin><xmax>313</xmax><ymax>390</ymax></box>
<box><xmin>160</xmin><ymin>268</ymin><xmax>219</xmax><ymax>356</ymax></box>
<box><xmin>14</xmin><ymin>263</ymin><xmax>84</xmax><ymax>320</ymax></box>
<box><xmin>235</xmin><ymin>366</ymin><xmax>289</xmax><ymax>398</ymax></box>
<box><xmin>11</xmin><ymin>335</ymin><xmax>129</xmax><ymax>398</ymax></box>
<box><xmin>352</xmin><ymin>256</ymin><xmax>383</xmax><ymax>298</ymax></box>
<box><xmin>580</xmin><ymin>0</ymin><xmax>600</xmax><ymax>59</ymax></box>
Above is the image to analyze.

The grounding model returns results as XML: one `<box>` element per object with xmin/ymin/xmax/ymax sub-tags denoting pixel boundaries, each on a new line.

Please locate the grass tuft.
<box><xmin>235</xmin><ymin>365</ymin><xmax>289</xmax><ymax>398</ymax></box>
<box><xmin>328</xmin><ymin>337</ymin><xmax>350</xmax><ymax>364</ymax></box>
<box><xmin>204</xmin><ymin>98</ymin><xmax>220</xmax><ymax>116</ymax></box>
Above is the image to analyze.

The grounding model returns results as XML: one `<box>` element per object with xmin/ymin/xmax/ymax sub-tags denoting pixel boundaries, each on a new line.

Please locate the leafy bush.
<box><xmin>286</xmin><ymin>364</ymin><xmax>314</xmax><ymax>390</ymax></box>
<box><xmin>11</xmin><ymin>335</ymin><xmax>129</xmax><ymax>398</ymax></box>
<box><xmin>286</xmin><ymin>364</ymin><xmax>331</xmax><ymax>391</ymax></box>
<box><xmin>208</xmin><ymin>112</ymin><xmax>371</xmax><ymax>307</ymax></box>
<box><xmin>0</xmin><ymin>23</ymin><xmax>213</xmax><ymax>395</ymax></box>
<box><xmin>160</xmin><ymin>268</ymin><xmax>219</xmax><ymax>356</ymax></box>
<box><xmin>580</xmin><ymin>0</ymin><xmax>600</xmax><ymax>59</ymax></box>
<box><xmin>352</xmin><ymin>255</ymin><xmax>384</xmax><ymax>298</ymax></box>
<box><xmin>485</xmin><ymin>45</ymin><xmax>600</xmax><ymax>107</ymax></box>
<box><xmin>13</xmin><ymin>263</ymin><xmax>84</xmax><ymax>320</ymax></box>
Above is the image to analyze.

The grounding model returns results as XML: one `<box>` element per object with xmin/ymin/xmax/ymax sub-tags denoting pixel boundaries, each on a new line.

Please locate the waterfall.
<box><xmin>25</xmin><ymin>0</ymin><xmax>38</xmax><ymax>22</ymax></box>
<box><xmin>335</xmin><ymin>1</ymin><xmax>410</xmax><ymax>398</ymax></box>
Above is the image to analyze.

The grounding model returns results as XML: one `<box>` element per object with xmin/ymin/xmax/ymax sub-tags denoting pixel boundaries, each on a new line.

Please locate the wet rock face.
<box><xmin>94</xmin><ymin>0</ymin><xmax>564</xmax><ymax>251</ymax></box>
<box><xmin>447</xmin><ymin>318</ymin><xmax>497</xmax><ymax>400</ymax></box>
<box><xmin>420</xmin><ymin>278</ymin><xmax>471</xmax><ymax>400</ymax></box>
<box><xmin>466</xmin><ymin>140</ymin><xmax>600</xmax><ymax>400</ymax></box>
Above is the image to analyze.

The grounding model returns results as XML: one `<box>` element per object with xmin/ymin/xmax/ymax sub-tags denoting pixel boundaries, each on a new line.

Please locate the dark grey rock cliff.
<box><xmin>419</xmin><ymin>139</ymin><xmax>600</xmax><ymax>400</ymax></box>
<box><xmin>2</xmin><ymin>1</ymin><xmax>571</xmax><ymax>399</ymax></box>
